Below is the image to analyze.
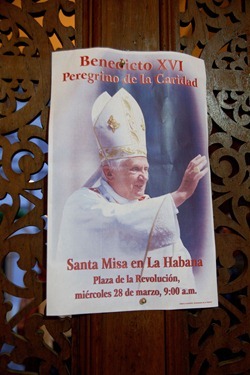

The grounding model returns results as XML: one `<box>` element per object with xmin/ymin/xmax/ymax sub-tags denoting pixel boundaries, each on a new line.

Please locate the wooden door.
<box><xmin>73</xmin><ymin>3</ymin><xmax>189</xmax><ymax>374</ymax></box>
<box><xmin>0</xmin><ymin>1</ymin><xmax>249</xmax><ymax>374</ymax></box>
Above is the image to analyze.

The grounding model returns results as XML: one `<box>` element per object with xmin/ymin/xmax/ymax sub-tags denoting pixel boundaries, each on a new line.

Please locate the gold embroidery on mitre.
<box><xmin>99</xmin><ymin>147</ymin><xmax>147</xmax><ymax>160</ymax></box>
<box><xmin>123</xmin><ymin>97</ymin><xmax>140</xmax><ymax>144</ymax></box>
<box><xmin>107</xmin><ymin>115</ymin><xmax>120</xmax><ymax>133</ymax></box>
<box><xmin>141</xmin><ymin>120</ymin><xmax>145</xmax><ymax>131</ymax></box>
<box><xmin>123</xmin><ymin>96</ymin><xmax>131</xmax><ymax>112</ymax></box>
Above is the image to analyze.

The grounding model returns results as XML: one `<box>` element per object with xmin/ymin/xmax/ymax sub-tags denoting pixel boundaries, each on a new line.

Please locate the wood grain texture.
<box><xmin>75</xmin><ymin>2</ymin><xmax>189</xmax><ymax>375</ymax></box>
<box><xmin>83</xmin><ymin>0</ymin><xmax>160</xmax><ymax>50</ymax></box>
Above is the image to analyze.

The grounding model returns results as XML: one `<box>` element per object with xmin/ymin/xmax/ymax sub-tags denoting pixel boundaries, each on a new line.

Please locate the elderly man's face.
<box><xmin>105</xmin><ymin>157</ymin><xmax>149</xmax><ymax>200</ymax></box>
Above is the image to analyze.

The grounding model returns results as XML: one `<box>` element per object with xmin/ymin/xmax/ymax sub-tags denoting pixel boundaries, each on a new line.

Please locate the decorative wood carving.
<box><xmin>0</xmin><ymin>0</ymin><xmax>249</xmax><ymax>374</ymax></box>
<box><xmin>180</xmin><ymin>1</ymin><xmax>250</xmax><ymax>373</ymax></box>
<box><xmin>0</xmin><ymin>1</ymin><xmax>79</xmax><ymax>373</ymax></box>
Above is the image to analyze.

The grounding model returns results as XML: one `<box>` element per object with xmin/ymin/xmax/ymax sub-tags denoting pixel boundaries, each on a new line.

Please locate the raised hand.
<box><xmin>171</xmin><ymin>155</ymin><xmax>208</xmax><ymax>207</ymax></box>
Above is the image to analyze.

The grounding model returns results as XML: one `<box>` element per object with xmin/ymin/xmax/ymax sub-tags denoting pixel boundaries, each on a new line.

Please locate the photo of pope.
<box><xmin>55</xmin><ymin>88</ymin><xmax>208</xmax><ymax>307</ymax></box>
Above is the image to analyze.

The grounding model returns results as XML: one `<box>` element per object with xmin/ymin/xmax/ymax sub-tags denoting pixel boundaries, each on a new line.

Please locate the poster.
<box><xmin>47</xmin><ymin>48</ymin><xmax>218</xmax><ymax>315</ymax></box>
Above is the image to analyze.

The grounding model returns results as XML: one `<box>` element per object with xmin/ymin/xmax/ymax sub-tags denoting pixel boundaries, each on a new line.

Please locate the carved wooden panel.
<box><xmin>0</xmin><ymin>1</ymin><xmax>80</xmax><ymax>373</ymax></box>
<box><xmin>1</xmin><ymin>0</ymin><xmax>249</xmax><ymax>374</ymax></box>
<box><xmin>180</xmin><ymin>1</ymin><xmax>250</xmax><ymax>373</ymax></box>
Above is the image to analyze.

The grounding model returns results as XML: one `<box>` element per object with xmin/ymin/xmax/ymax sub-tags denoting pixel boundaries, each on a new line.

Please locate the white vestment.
<box><xmin>47</xmin><ymin>179</ymin><xmax>196</xmax><ymax>315</ymax></box>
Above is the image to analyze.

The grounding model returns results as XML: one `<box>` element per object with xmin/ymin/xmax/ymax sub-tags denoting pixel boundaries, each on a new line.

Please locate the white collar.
<box><xmin>98</xmin><ymin>178</ymin><xmax>139</xmax><ymax>204</ymax></box>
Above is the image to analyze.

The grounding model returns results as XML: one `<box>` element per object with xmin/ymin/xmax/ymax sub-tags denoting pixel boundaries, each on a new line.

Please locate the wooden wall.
<box><xmin>0</xmin><ymin>1</ymin><xmax>249</xmax><ymax>374</ymax></box>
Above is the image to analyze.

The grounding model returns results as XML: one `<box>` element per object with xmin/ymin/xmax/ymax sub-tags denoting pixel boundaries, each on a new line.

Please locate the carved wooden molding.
<box><xmin>0</xmin><ymin>1</ymin><xmax>77</xmax><ymax>373</ymax></box>
<box><xmin>0</xmin><ymin>0</ymin><xmax>249</xmax><ymax>374</ymax></box>
<box><xmin>180</xmin><ymin>1</ymin><xmax>250</xmax><ymax>373</ymax></box>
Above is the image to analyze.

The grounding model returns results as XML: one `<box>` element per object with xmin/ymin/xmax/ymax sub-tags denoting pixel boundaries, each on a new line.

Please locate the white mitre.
<box><xmin>92</xmin><ymin>88</ymin><xmax>147</xmax><ymax>162</ymax></box>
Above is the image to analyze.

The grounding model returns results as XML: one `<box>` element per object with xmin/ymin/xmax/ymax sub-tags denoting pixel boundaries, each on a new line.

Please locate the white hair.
<box><xmin>101</xmin><ymin>159</ymin><xmax>125</xmax><ymax>169</ymax></box>
<box><xmin>101</xmin><ymin>159</ymin><xmax>126</xmax><ymax>180</ymax></box>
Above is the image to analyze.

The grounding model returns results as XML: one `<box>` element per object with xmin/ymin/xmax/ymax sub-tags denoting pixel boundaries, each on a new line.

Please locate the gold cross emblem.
<box><xmin>107</xmin><ymin>115</ymin><xmax>120</xmax><ymax>133</ymax></box>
